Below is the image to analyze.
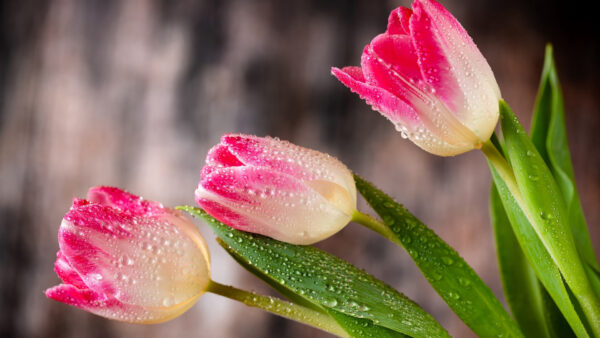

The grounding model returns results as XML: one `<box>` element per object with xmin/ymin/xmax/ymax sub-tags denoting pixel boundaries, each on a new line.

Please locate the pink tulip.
<box><xmin>46</xmin><ymin>187</ymin><xmax>211</xmax><ymax>323</ymax></box>
<box><xmin>195</xmin><ymin>134</ymin><xmax>356</xmax><ymax>245</ymax></box>
<box><xmin>332</xmin><ymin>0</ymin><xmax>501</xmax><ymax>156</ymax></box>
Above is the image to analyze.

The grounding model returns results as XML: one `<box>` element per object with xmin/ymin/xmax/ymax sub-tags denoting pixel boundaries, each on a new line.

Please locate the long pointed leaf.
<box><xmin>223</xmin><ymin>239</ymin><xmax>325</xmax><ymax>313</ymax></box>
<box><xmin>488</xmin><ymin>165</ymin><xmax>588</xmax><ymax>337</ymax></box>
<box><xmin>530</xmin><ymin>45</ymin><xmax>600</xmax><ymax>293</ymax></box>
<box><xmin>499</xmin><ymin>102</ymin><xmax>600</xmax><ymax>333</ymax></box>
<box><xmin>354</xmin><ymin>175</ymin><xmax>523</xmax><ymax>338</ymax></box>
<box><xmin>223</xmin><ymin>239</ymin><xmax>404</xmax><ymax>338</ymax></box>
<box><xmin>325</xmin><ymin>309</ymin><xmax>404</xmax><ymax>338</ymax></box>
<box><xmin>181</xmin><ymin>206</ymin><xmax>449</xmax><ymax>338</ymax></box>
<box><xmin>491</xmin><ymin>183</ymin><xmax>570</xmax><ymax>337</ymax></box>
<box><xmin>491</xmin><ymin>133</ymin><xmax>572</xmax><ymax>336</ymax></box>
<box><xmin>541</xmin><ymin>289</ymin><xmax>576</xmax><ymax>338</ymax></box>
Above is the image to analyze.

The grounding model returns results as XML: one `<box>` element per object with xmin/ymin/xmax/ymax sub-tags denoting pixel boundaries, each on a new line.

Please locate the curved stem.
<box><xmin>480</xmin><ymin>140</ymin><xmax>524</xmax><ymax>206</ymax></box>
<box><xmin>206</xmin><ymin>280</ymin><xmax>348</xmax><ymax>338</ymax></box>
<box><xmin>351</xmin><ymin>210</ymin><xmax>399</xmax><ymax>245</ymax></box>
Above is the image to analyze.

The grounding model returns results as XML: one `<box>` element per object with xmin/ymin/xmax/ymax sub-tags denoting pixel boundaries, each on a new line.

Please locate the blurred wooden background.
<box><xmin>1</xmin><ymin>0</ymin><xmax>599</xmax><ymax>337</ymax></box>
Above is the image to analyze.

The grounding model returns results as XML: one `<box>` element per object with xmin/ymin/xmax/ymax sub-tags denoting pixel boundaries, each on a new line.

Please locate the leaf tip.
<box><xmin>543</xmin><ymin>44</ymin><xmax>556</xmax><ymax>72</ymax></box>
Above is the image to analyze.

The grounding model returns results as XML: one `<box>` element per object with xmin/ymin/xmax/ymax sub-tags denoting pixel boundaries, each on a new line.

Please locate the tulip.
<box><xmin>332</xmin><ymin>0</ymin><xmax>501</xmax><ymax>156</ymax></box>
<box><xmin>195</xmin><ymin>134</ymin><xmax>356</xmax><ymax>245</ymax></box>
<box><xmin>45</xmin><ymin>187</ymin><xmax>211</xmax><ymax>324</ymax></box>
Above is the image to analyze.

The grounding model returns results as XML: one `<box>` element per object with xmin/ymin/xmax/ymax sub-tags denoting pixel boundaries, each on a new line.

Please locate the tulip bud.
<box><xmin>45</xmin><ymin>187</ymin><xmax>211</xmax><ymax>324</ymax></box>
<box><xmin>332</xmin><ymin>0</ymin><xmax>501</xmax><ymax>156</ymax></box>
<box><xmin>195</xmin><ymin>134</ymin><xmax>356</xmax><ymax>245</ymax></box>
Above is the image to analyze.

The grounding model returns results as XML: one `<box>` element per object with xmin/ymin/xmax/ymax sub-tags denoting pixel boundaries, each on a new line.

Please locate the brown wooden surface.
<box><xmin>1</xmin><ymin>0</ymin><xmax>599</xmax><ymax>337</ymax></box>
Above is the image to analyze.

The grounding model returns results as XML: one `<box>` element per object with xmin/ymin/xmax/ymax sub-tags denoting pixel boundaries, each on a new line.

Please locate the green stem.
<box><xmin>206</xmin><ymin>280</ymin><xmax>348</xmax><ymax>338</ymax></box>
<box><xmin>482</xmin><ymin>140</ymin><xmax>600</xmax><ymax>336</ymax></box>
<box><xmin>480</xmin><ymin>141</ymin><xmax>524</xmax><ymax>206</ymax></box>
<box><xmin>351</xmin><ymin>210</ymin><xmax>399</xmax><ymax>245</ymax></box>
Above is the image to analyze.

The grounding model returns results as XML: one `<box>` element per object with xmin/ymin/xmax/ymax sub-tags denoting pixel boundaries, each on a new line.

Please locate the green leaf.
<box><xmin>180</xmin><ymin>206</ymin><xmax>449</xmax><ymax>338</ymax></box>
<box><xmin>530</xmin><ymin>45</ymin><xmax>600</xmax><ymax>293</ymax></box>
<box><xmin>499</xmin><ymin>101</ymin><xmax>600</xmax><ymax>333</ymax></box>
<box><xmin>587</xmin><ymin>264</ymin><xmax>600</xmax><ymax>296</ymax></box>
<box><xmin>325</xmin><ymin>309</ymin><xmax>405</xmax><ymax>338</ymax></box>
<box><xmin>223</xmin><ymin>239</ymin><xmax>404</xmax><ymax>338</ymax></box>
<box><xmin>541</xmin><ymin>289</ymin><xmax>576</xmax><ymax>338</ymax></box>
<box><xmin>491</xmin><ymin>183</ymin><xmax>571</xmax><ymax>337</ymax></box>
<box><xmin>354</xmin><ymin>175</ymin><xmax>523</xmax><ymax>338</ymax></box>
<box><xmin>222</xmin><ymin>238</ymin><xmax>324</xmax><ymax>313</ymax></box>
<box><xmin>488</xmin><ymin>163</ymin><xmax>588</xmax><ymax>337</ymax></box>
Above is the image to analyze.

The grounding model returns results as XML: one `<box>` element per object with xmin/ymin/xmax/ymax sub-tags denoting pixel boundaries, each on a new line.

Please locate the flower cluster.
<box><xmin>46</xmin><ymin>0</ymin><xmax>506</xmax><ymax>326</ymax></box>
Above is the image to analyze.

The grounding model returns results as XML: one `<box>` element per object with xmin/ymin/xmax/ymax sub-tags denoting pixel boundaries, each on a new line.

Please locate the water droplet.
<box><xmin>325</xmin><ymin>298</ymin><xmax>338</xmax><ymax>307</ymax></box>
<box><xmin>458</xmin><ymin>278</ymin><xmax>471</xmax><ymax>287</ymax></box>
<box><xmin>448</xmin><ymin>292</ymin><xmax>460</xmax><ymax>300</ymax></box>
<box><xmin>442</xmin><ymin>257</ymin><xmax>454</xmax><ymax>265</ymax></box>
<box><xmin>383</xmin><ymin>215</ymin><xmax>395</xmax><ymax>225</ymax></box>
<box><xmin>431</xmin><ymin>272</ymin><xmax>443</xmax><ymax>281</ymax></box>
<box><xmin>162</xmin><ymin>296</ymin><xmax>174</xmax><ymax>307</ymax></box>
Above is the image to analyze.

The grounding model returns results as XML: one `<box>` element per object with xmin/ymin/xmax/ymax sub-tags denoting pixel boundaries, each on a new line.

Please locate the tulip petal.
<box><xmin>370</xmin><ymin>34</ymin><xmax>422</xmax><ymax>84</ymax></box>
<box><xmin>410</xmin><ymin>0</ymin><xmax>500</xmax><ymax>139</ymax></box>
<box><xmin>221</xmin><ymin>134</ymin><xmax>356</xmax><ymax>204</ymax></box>
<box><xmin>331</xmin><ymin>66</ymin><xmax>421</xmax><ymax>130</ymax></box>
<box><xmin>45</xmin><ymin>283</ymin><xmax>200</xmax><ymax>324</ymax></box>
<box><xmin>201</xmin><ymin>144</ymin><xmax>245</xmax><ymax>177</ymax></box>
<box><xmin>46</xmin><ymin>284</ymin><xmax>138</xmax><ymax>321</ymax></box>
<box><xmin>387</xmin><ymin>7</ymin><xmax>413</xmax><ymax>35</ymax></box>
<box><xmin>367</xmin><ymin>37</ymin><xmax>482</xmax><ymax>149</ymax></box>
<box><xmin>360</xmin><ymin>43</ymin><xmax>470</xmax><ymax>149</ymax></box>
<box><xmin>409</xmin><ymin>1</ymin><xmax>462</xmax><ymax>111</ymax></box>
<box><xmin>58</xmin><ymin>201</ymin><xmax>209</xmax><ymax>309</ymax></box>
<box><xmin>87</xmin><ymin>187</ymin><xmax>165</xmax><ymax>217</ymax></box>
<box><xmin>336</xmin><ymin>66</ymin><xmax>365</xmax><ymax>82</ymax></box>
<box><xmin>54</xmin><ymin>251</ymin><xmax>87</xmax><ymax>289</ymax></box>
<box><xmin>196</xmin><ymin>166</ymin><xmax>352</xmax><ymax>245</ymax></box>
<box><xmin>194</xmin><ymin>199</ymin><xmax>248</xmax><ymax>230</ymax></box>
<box><xmin>206</xmin><ymin>143</ymin><xmax>244</xmax><ymax>168</ymax></box>
<box><xmin>334</xmin><ymin>59</ymin><xmax>478</xmax><ymax>156</ymax></box>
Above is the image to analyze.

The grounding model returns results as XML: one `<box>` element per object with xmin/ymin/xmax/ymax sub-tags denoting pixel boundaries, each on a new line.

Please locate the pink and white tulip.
<box><xmin>195</xmin><ymin>134</ymin><xmax>356</xmax><ymax>245</ymax></box>
<box><xmin>332</xmin><ymin>0</ymin><xmax>501</xmax><ymax>156</ymax></box>
<box><xmin>46</xmin><ymin>187</ymin><xmax>211</xmax><ymax>324</ymax></box>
